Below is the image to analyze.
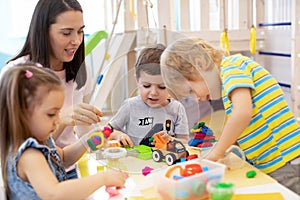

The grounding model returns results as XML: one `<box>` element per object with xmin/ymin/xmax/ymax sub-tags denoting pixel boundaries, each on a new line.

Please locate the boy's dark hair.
<box><xmin>135</xmin><ymin>43</ymin><xmax>166</xmax><ymax>80</ymax></box>
<box><xmin>8</xmin><ymin>0</ymin><xmax>86</xmax><ymax>89</ymax></box>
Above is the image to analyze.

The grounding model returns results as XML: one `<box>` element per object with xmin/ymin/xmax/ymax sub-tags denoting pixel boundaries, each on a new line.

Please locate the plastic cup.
<box><xmin>207</xmin><ymin>180</ymin><xmax>235</xmax><ymax>200</ymax></box>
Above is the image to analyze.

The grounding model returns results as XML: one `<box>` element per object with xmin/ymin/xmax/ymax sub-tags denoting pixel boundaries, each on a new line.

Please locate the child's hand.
<box><xmin>204</xmin><ymin>148</ymin><xmax>225</xmax><ymax>162</ymax></box>
<box><xmin>103</xmin><ymin>170</ymin><xmax>127</xmax><ymax>187</ymax></box>
<box><xmin>109</xmin><ymin>130</ymin><xmax>134</xmax><ymax>148</ymax></box>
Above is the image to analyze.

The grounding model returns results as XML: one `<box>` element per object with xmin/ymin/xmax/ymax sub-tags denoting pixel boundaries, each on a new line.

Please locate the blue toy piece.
<box><xmin>188</xmin><ymin>138</ymin><xmax>204</xmax><ymax>146</ymax></box>
<box><xmin>175</xmin><ymin>189</ymin><xmax>189</xmax><ymax>199</ymax></box>
<box><xmin>202</xmin><ymin>125</ymin><xmax>213</xmax><ymax>136</ymax></box>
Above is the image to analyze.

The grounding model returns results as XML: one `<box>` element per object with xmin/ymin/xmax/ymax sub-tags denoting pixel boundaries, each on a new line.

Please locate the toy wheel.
<box><xmin>165</xmin><ymin>153</ymin><xmax>176</xmax><ymax>166</ymax></box>
<box><xmin>152</xmin><ymin>150</ymin><xmax>163</xmax><ymax>162</ymax></box>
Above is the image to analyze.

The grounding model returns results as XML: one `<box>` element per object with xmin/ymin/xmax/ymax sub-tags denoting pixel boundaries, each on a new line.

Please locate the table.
<box><xmin>84</xmin><ymin>110</ymin><xmax>300</xmax><ymax>200</ymax></box>
<box><xmin>83</xmin><ymin>149</ymin><xmax>299</xmax><ymax>200</ymax></box>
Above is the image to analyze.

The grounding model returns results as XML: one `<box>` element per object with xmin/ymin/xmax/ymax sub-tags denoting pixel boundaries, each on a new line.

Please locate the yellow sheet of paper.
<box><xmin>232</xmin><ymin>192</ymin><xmax>284</xmax><ymax>200</ymax></box>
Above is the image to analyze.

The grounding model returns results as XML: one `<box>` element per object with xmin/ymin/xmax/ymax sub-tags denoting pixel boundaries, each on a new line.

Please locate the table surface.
<box><xmin>84</xmin><ymin>150</ymin><xmax>299</xmax><ymax>200</ymax></box>
<box><xmin>84</xmin><ymin>110</ymin><xmax>300</xmax><ymax>200</ymax></box>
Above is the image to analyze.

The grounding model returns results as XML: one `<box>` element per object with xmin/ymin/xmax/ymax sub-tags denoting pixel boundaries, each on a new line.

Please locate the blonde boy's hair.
<box><xmin>160</xmin><ymin>38</ymin><xmax>226</xmax><ymax>99</ymax></box>
<box><xmin>161</xmin><ymin>38</ymin><xmax>226</xmax><ymax>81</ymax></box>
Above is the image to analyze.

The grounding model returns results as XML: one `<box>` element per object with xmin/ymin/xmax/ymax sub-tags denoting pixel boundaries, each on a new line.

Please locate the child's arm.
<box><xmin>58</xmin><ymin>139</ymin><xmax>86</xmax><ymax>168</ymax></box>
<box><xmin>18</xmin><ymin>148</ymin><xmax>126</xmax><ymax>200</ymax></box>
<box><xmin>206</xmin><ymin>88</ymin><xmax>252</xmax><ymax>161</ymax></box>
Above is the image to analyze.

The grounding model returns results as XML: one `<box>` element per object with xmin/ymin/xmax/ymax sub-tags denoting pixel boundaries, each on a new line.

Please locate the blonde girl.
<box><xmin>0</xmin><ymin>63</ymin><xmax>125</xmax><ymax>199</ymax></box>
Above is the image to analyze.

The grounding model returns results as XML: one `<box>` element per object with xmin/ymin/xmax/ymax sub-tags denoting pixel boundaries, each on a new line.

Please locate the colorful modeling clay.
<box><xmin>103</xmin><ymin>125</ymin><xmax>113</xmax><ymax>138</ymax></box>
<box><xmin>182</xmin><ymin>164</ymin><xmax>203</xmax><ymax>177</ymax></box>
<box><xmin>246</xmin><ymin>170</ymin><xmax>257</xmax><ymax>178</ymax></box>
<box><xmin>142</xmin><ymin>166</ymin><xmax>154</xmax><ymax>176</ymax></box>
<box><xmin>87</xmin><ymin>125</ymin><xmax>114</xmax><ymax>151</ymax></box>
<box><xmin>87</xmin><ymin>132</ymin><xmax>105</xmax><ymax>151</ymax></box>
<box><xmin>188</xmin><ymin>122</ymin><xmax>216</xmax><ymax>148</ymax></box>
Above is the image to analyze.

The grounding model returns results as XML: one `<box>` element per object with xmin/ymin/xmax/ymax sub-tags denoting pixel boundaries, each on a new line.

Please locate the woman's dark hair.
<box><xmin>8</xmin><ymin>0</ymin><xmax>86</xmax><ymax>89</ymax></box>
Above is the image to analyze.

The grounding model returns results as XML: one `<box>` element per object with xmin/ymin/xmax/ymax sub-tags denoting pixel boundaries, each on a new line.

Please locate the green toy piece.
<box><xmin>192</xmin><ymin>121</ymin><xmax>205</xmax><ymax>129</ymax></box>
<box><xmin>215</xmin><ymin>182</ymin><xmax>234</xmax><ymax>189</ymax></box>
<box><xmin>126</xmin><ymin>145</ymin><xmax>153</xmax><ymax>160</ymax></box>
<box><xmin>210</xmin><ymin>182</ymin><xmax>234</xmax><ymax>200</ymax></box>
<box><xmin>246</xmin><ymin>170</ymin><xmax>257</xmax><ymax>178</ymax></box>
<box><xmin>149</xmin><ymin>137</ymin><xmax>154</xmax><ymax>143</ymax></box>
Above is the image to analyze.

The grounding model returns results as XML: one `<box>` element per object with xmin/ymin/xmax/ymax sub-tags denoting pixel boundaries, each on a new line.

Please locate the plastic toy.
<box><xmin>105</xmin><ymin>186</ymin><xmax>120</xmax><ymax>197</ymax></box>
<box><xmin>103</xmin><ymin>124</ymin><xmax>113</xmax><ymax>137</ymax></box>
<box><xmin>188</xmin><ymin>122</ymin><xmax>216</xmax><ymax>148</ymax></box>
<box><xmin>165</xmin><ymin>119</ymin><xmax>171</xmax><ymax>132</ymax></box>
<box><xmin>193</xmin><ymin>180</ymin><xmax>206</xmax><ymax>195</ymax></box>
<box><xmin>186</xmin><ymin>154</ymin><xmax>198</xmax><ymax>160</ymax></box>
<box><xmin>164</xmin><ymin>163</ymin><xmax>207</xmax><ymax>198</ymax></box>
<box><xmin>182</xmin><ymin>164</ymin><xmax>203</xmax><ymax>177</ymax></box>
<box><xmin>207</xmin><ymin>181</ymin><xmax>235</xmax><ymax>200</ymax></box>
<box><xmin>152</xmin><ymin>134</ymin><xmax>189</xmax><ymax>166</ymax></box>
<box><xmin>87</xmin><ymin>125</ymin><xmax>113</xmax><ymax>151</ymax></box>
<box><xmin>106</xmin><ymin>140</ymin><xmax>121</xmax><ymax>148</ymax></box>
<box><xmin>125</xmin><ymin>145</ymin><xmax>152</xmax><ymax>160</ymax></box>
<box><xmin>246</xmin><ymin>170</ymin><xmax>257</xmax><ymax>178</ymax></box>
<box><xmin>165</xmin><ymin>165</ymin><xmax>184</xmax><ymax>178</ymax></box>
<box><xmin>165</xmin><ymin>163</ymin><xmax>205</xmax><ymax>179</ymax></box>
<box><xmin>102</xmin><ymin>147</ymin><xmax>127</xmax><ymax>159</ymax></box>
<box><xmin>139</xmin><ymin>123</ymin><xmax>164</xmax><ymax>146</ymax></box>
<box><xmin>220</xmin><ymin>145</ymin><xmax>246</xmax><ymax>169</ymax></box>
<box><xmin>156</xmin><ymin>159</ymin><xmax>226</xmax><ymax>200</ymax></box>
<box><xmin>142</xmin><ymin>166</ymin><xmax>154</xmax><ymax>176</ymax></box>
<box><xmin>105</xmin><ymin>173</ymin><xmax>129</xmax><ymax>197</ymax></box>
<box><xmin>87</xmin><ymin>132</ymin><xmax>105</xmax><ymax>151</ymax></box>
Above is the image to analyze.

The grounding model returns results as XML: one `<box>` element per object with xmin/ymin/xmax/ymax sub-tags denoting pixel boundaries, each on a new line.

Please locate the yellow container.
<box><xmin>78</xmin><ymin>153</ymin><xmax>90</xmax><ymax>178</ymax></box>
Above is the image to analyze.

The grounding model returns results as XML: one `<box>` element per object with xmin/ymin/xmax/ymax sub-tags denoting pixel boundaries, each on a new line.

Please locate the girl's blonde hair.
<box><xmin>160</xmin><ymin>38</ymin><xmax>226</xmax><ymax>99</ymax></box>
<box><xmin>0</xmin><ymin>63</ymin><xmax>63</xmax><ymax>195</ymax></box>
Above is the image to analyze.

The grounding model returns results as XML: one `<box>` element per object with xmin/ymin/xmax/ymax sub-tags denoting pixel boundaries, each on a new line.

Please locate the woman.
<box><xmin>3</xmin><ymin>0</ymin><xmax>102</xmax><ymax>179</ymax></box>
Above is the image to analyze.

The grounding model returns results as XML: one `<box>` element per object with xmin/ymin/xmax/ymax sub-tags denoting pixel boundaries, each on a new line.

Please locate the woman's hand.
<box><xmin>60</xmin><ymin>103</ymin><xmax>103</xmax><ymax>127</ymax></box>
<box><xmin>109</xmin><ymin>130</ymin><xmax>134</xmax><ymax>148</ymax></box>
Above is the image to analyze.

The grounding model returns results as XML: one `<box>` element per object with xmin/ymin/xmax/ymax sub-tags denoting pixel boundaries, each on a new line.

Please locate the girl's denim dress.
<box><xmin>6</xmin><ymin>137</ymin><xmax>67</xmax><ymax>200</ymax></box>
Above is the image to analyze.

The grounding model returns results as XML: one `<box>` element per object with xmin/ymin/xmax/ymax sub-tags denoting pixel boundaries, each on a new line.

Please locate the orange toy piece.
<box><xmin>165</xmin><ymin>165</ymin><xmax>184</xmax><ymax>178</ymax></box>
<box><xmin>182</xmin><ymin>164</ymin><xmax>203</xmax><ymax>177</ymax></box>
<box><xmin>153</xmin><ymin>134</ymin><xmax>168</xmax><ymax>149</ymax></box>
<box><xmin>165</xmin><ymin>163</ymin><xmax>203</xmax><ymax>179</ymax></box>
